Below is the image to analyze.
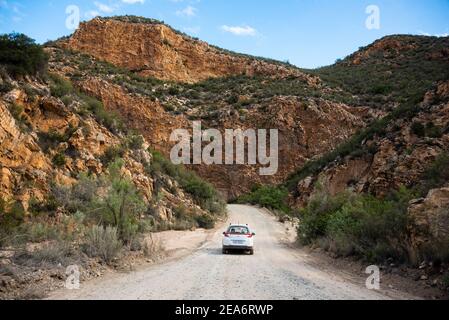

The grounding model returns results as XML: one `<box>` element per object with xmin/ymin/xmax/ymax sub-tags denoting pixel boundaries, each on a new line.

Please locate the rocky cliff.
<box><xmin>49</xmin><ymin>21</ymin><xmax>366</xmax><ymax>198</ymax></box>
<box><xmin>0</xmin><ymin>70</ymin><xmax>211</xmax><ymax>224</ymax></box>
<box><xmin>62</xmin><ymin>17</ymin><xmax>312</xmax><ymax>84</ymax></box>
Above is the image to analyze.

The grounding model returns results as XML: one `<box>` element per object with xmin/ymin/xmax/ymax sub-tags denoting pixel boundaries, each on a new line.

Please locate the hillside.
<box><xmin>47</xmin><ymin>17</ymin><xmax>369</xmax><ymax>198</ymax></box>
<box><xmin>0</xmin><ymin>33</ymin><xmax>225</xmax><ymax>298</ymax></box>
<box><xmin>311</xmin><ymin>35</ymin><xmax>449</xmax><ymax>109</ymax></box>
<box><xmin>60</xmin><ymin>16</ymin><xmax>307</xmax><ymax>83</ymax></box>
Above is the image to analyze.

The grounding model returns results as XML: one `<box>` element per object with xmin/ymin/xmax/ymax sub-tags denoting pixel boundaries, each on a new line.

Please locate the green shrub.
<box><xmin>13</xmin><ymin>241</ymin><xmax>75</xmax><ymax>267</ymax></box>
<box><xmin>297</xmin><ymin>190</ymin><xmax>349</xmax><ymax>245</ymax></box>
<box><xmin>21</xmin><ymin>222</ymin><xmax>62</xmax><ymax>243</ymax></box>
<box><xmin>237</xmin><ymin>185</ymin><xmax>290</xmax><ymax>214</ymax></box>
<box><xmin>82</xmin><ymin>225</ymin><xmax>122</xmax><ymax>263</ymax></box>
<box><xmin>96</xmin><ymin>159</ymin><xmax>146</xmax><ymax>242</ymax></box>
<box><xmin>61</xmin><ymin>95</ymin><xmax>73</xmax><ymax>107</ymax></box>
<box><xmin>195</xmin><ymin>214</ymin><xmax>215</xmax><ymax>229</ymax></box>
<box><xmin>38</xmin><ymin>126</ymin><xmax>77</xmax><ymax>152</ymax></box>
<box><xmin>297</xmin><ymin>188</ymin><xmax>415</xmax><ymax>263</ymax></box>
<box><xmin>100</xmin><ymin>145</ymin><xmax>126</xmax><ymax>166</ymax></box>
<box><xmin>0</xmin><ymin>200</ymin><xmax>26</xmax><ymax>246</ymax></box>
<box><xmin>0</xmin><ymin>80</ymin><xmax>14</xmax><ymax>93</ymax></box>
<box><xmin>443</xmin><ymin>274</ymin><xmax>449</xmax><ymax>290</ymax></box>
<box><xmin>421</xmin><ymin>152</ymin><xmax>449</xmax><ymax>194</ymax></box>
<box><xmin>8</xmin><ymin>102</ymin><xmax>31</xmax><ymax>132</ymax></box>
<box><xmin>148</xmin><ymin>150</ymin><xmax>225</xmax><ymax>215</ymax></box>
<box><xmin>126</xmin><ymin>134</ymin><xmax>144</xmax><ymax>150</ymax></box>
<box><xmin>49</xmin><ymin>73</ymin><xmax>73</xmax><ymax>98</ymax></box>
<box><xmin>80</xmin><ymin>94</ymin><xmax>125</xmax><ymax>134</ymax></box>
<box><xmin>325</xmin><ymin>194</ymin><xmax>409</xmax><ymax>262</ymax></box>
<box><xmin>0</xmin><ymin>33</ymin><xmax>48</xmax><ymax>78</ymax></box>
<box><xmin>411</xmin><ymin>122</ymin><xmax>426</xmax><ymax>137</ymax></box>
<box><xmin>425</xmin><ymin>122</ymin><xmax>442</xmax><ymax>138</ymax></box>
<box><xmin>52</xmin><ymin>152</ymin><xmax>66</xmax><ymax>167</ymax></box>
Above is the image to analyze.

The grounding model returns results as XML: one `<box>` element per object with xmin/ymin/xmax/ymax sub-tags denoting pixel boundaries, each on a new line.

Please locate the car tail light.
<box><xmin>224</xmin><ymin>233</ymin><xmax>230</xmax><ymax>237</ymax></box>
<box><xmin>246</xmin><ymin>234</ymin><xmax>253</xmax><ymax>238</ymax></box>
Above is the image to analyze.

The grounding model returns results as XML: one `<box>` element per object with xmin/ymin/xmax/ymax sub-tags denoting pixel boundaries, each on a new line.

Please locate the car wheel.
<box><xmin>222</xmin><ymin>249</ymin><xmax>227</xmax><ymax>255</ymax></box>
<box><xmin>249</xmin><ymin>249</ymin><xmax>254</xmax><ymax>255</ymax></box>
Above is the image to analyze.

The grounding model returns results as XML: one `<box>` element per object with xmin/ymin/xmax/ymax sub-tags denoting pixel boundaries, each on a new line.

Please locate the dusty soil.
<box><xmin>48</xmin><ymin>205</ymin><xmax>438</xmax><ymax>300</ymax></box>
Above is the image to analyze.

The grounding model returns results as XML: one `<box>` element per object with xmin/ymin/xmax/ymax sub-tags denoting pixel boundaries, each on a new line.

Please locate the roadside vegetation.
<box><xmin>235</xmin><ymin>185</ymin><xmax>290</xmax><ymax>215</ymax></box>
<box><xmin>296</xmin><ymin>152</ymin><xmax>449</xmax><ymax>265</ymax></box>
<box><xmin>297</xmin><ymin>186</ymin><xmax>416</xmax><ymax>263</ymax></box>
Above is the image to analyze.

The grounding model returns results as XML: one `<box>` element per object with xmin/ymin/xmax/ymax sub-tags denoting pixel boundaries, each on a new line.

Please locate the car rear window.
<box><xmin>227</xmin><ymin>226</ymin><xmax>250</xmax><ymax>234</ymax></box>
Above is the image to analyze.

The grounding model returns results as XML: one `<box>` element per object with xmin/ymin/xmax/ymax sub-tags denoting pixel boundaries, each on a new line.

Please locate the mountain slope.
<box><xmin>61</xmin><ymin>16</ymin><xmax>309</xmax><ymax>84</ymax></box>
<box><xmin>47</xmin><ymin>17</ymin><xmax>375</xmax><ymax>198</ymax></box>
<box><xmin>311</xmin><ymin>35</ymin><xmax>449</xmax><ymax>109</ymax></box>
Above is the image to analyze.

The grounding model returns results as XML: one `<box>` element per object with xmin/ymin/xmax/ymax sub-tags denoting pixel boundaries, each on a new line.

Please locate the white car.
<box><xmin>222</xmin><ymin>224</ymin><xmax>255</xmax><ymax>255</ymax></box>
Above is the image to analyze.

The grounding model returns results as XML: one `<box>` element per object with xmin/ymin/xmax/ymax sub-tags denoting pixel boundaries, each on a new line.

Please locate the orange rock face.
<box><xmin>75</xmin><ymin>77</ymin><xmax>365</xmax><ymax>199</ymax></box>
<box><xmin>294</xmin><ymin>82</ymin><xmax>449</xmax><ymax>206</ymax></box>
<box><xmin>64</xmin><ymin>18</ymin><xmax>315</xmax><ymax>84</ymax></box>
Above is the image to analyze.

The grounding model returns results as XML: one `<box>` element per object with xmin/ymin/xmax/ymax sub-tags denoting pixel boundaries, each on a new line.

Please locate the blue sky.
<box><xmin>0</xmin><ymin>0</ymin><xmax>448</xmax><ymax>68</ymax></box>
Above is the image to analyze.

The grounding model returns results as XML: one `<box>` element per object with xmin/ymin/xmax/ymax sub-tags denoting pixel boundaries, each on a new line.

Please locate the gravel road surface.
<box><xmin>49</xmin><ymin>205</ymin><xmax>414</xmax><ymax>300</ymax></box>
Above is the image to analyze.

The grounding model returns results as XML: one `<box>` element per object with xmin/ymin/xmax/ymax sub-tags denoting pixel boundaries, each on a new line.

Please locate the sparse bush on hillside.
<box><xmin>38</xmin><ymin>126</ymin><xmax>77</xmax><ymax>152</ymax></box>
<box><xmin>93</xmin><ymin>159</ymin><xmax>147</xmax><ymax>242</ymax></box>
<box><xmin>100</xmin><ymin>144</ymin><xmax>126</xmax><ymax>166</ymax></box>
<box><xmin>0</xmin><ymin>81</ymin><xmax>14</xmax><ymax>94</ymax></box>
<box><xmin>286</xmin><ymin>102</ymin><xmax>421</xmax><ymax>190</ymax></box>
<box><xmin>0</xmin><ymin>200</ymin><xmax>26</xmax><ymax>247</ymax></box>
<box><xmin>421</xmin><ymin>152</ymin><xmax>449</xmax><ymax>194</ymax></box>
<box><xmin>49</xmin><ymin>73</ymin><xmax>73</xmax><ymax>98</ymax></box>
<box><xmin>310</xmin><ymin>36</ymin><xmax>449</xmax><ymax>108</ymax></box>
<box><xmin>148</xmin><ymin>150</ymin><xmax>226</xmax><ymax>215</ymax></box>
<box><xmin>13</xmin><ymin>241</ymin><xmax>76</xmax><ymax>268</ymax></box>
<box><xmin>195</xmin><ymin>214</ymin><xmax>215</xmax><ymax>229</ymax></box>
<box><xmin>297</xmin><ymin>188</ymin><xmax>350</xmax><ymax>245</ymax></box>
<box><xmin>52</xmin><ymin>152</ymin><xmax>66</xmax><ymax>167</ymax></box>
<box><xmin>82</xmin><ymin>225</ymin><xmax>122</xmax><ymax>263</ymax></box>
<box><xmin>126</xmin><ymin>133</ymin><xmax>144</xmax><ymax>150</ymax></box>
<box><xmin>8</xmin><ymin>102</ymin><xmax>31</xmax><ymax>132</ymax></box>
<box><xmin>411</xmin><ymin>121</ymin><xmax>426</xmax><ymax>137</ymax></box>
<box><xmin>0</xmin><ymin>33</ymin><xmax>48</xmax><ymax>78</ymax></box>
<box><xmin>79</xmin><ymin>94</ymin><xmax>125</xmax><ymax>134</ymax></box>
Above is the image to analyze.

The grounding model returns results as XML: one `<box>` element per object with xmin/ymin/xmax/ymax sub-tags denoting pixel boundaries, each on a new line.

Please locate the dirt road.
<box><xmin>49</xmin><ymin>205</ymin><xmax>415</xmax><ymax>300</ymax></box>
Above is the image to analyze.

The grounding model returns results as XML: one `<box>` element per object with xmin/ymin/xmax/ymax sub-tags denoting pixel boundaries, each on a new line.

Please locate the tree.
<box><xmin>99</xmin><ymin>159</ymin><xmax>146</xmax><ymax>242</ymax></box>
<box><xmin>0</xmin><ymin>33</ymin><xmax>48</xmax><ymax>78</ymax></box>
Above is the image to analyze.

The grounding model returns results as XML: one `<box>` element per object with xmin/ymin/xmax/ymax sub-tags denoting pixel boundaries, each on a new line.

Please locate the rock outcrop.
<box><xmin>0</xmin><ymin>75</ymin><xmax>207</xmax><ymax>222</ymax></box>
<box><xmin>294</xmin><ymin>81</ymin><xmax>449</xmax><ymax>206</ymax></box>
<box><xmin>63</xmin><ymin>17</ymin><xmax>317</xmax><ymax>84</ymax></box>
<box><xmin>409</xmin><ymin>187</ymin><xmax>449</xmax><ymax>248</ymax></box>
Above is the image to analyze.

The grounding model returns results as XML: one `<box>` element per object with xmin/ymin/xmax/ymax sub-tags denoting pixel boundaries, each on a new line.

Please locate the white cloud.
<box><xmin>419</xmin><ymin>30</ymin><xmax>449</xmax><ymax>37</ymax></box>
<box><xmin>94</xmin><ymin>1</ymin><xmax>115</xmax><ymax>13</ymax></box>
<box><xmin>183</xmin><ymin>26</ymin><xmax>200</xmax><ymax>35</ymax></box>
<box><xmin>122</xmin><ymin>0</ymin><xmax>145</xmax><ymax>4</ymax></box>
<box><xmin>85</xmin><ymin>10</ymin><xmax>100</xmax><ymax>19</ymax></box>
<box><xmin>221</xmin><ymin>25</ymin><xmax>257</xmax><ymax>36</ymax></box>
<box><xmin>176</xmin><ymin>6</ymin><xmax>197</xmax><ymax>17</ymax></box>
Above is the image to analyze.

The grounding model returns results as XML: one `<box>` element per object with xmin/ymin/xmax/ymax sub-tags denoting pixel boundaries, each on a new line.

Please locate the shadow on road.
<box><xmin>206</xmin><ymin>248</ymin><xmax>253</xmax><ymax>256</ymax></box>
